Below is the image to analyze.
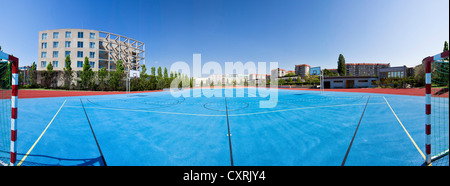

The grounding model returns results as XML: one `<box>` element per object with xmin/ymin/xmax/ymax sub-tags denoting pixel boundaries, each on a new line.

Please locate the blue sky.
<box><xmin>0</xmin><ymin>0</ymin><xmax>448</xmax><ymax>72</ymax></box>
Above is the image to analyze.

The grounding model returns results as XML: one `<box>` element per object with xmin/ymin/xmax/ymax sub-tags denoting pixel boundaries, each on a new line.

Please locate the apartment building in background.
<box><xmin>345</xmin><ymin>63</ymin><xmax>390</xmax><ymax>76</ymax></box>
<box><xmin>38</xmin><ymin>29</ymin><xmax>145</xmax><ymax>72</ymax></box>
<box><xmin>295</xmin><ymin>64</ymin><xmax>310</xmax><ymax>78</ymax></box>
<box><xmin>271</xmin><ymin>68</ymin><xmax>286</xmax><ymax>78</ymax></box>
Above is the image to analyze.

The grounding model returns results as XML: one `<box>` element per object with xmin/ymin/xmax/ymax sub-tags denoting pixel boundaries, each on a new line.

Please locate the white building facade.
<box><xmin>38</xmin><ymin>29</ymin><xmax>145</xmax><ymax>72</ymax></box>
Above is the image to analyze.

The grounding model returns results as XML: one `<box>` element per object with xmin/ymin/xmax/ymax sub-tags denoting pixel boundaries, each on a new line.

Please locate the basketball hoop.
<box><xmin>127</xmin><ymin>70</ymin><xmax>140</xmax><ymax>95</ymax></box>
<box><xmin>129</xmin><ymin>70</ymin><xmax>140</xmax><ymax>79</ymax></box>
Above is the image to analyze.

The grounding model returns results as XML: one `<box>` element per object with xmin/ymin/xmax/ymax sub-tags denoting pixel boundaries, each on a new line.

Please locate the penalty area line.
<box><xmin>383</xmin><ymin>96</ymin><xmax>425</xmax><ymax>161</ymax></box>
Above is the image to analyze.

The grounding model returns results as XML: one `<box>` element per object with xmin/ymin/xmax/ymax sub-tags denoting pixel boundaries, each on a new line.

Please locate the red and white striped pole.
<box><xmin>424</xmin><ymin>50</ymin><xmax>449</xmax><ymax>165</ymax></box>
<box><xmin>9</xmin><ymin>55</ymin><xmax>18</xmax><ymax>166</ymax></box>
<box><xmin>424</xmin><ymin>56</ymin><xmax>432</xmax><ymax>165</ymax></box>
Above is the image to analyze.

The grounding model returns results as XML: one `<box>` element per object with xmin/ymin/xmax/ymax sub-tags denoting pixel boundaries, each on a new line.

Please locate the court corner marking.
<box><xmin>17</xmin><ymin>99</ymin><xmax>67</xmax><ymax>166</ymax></box>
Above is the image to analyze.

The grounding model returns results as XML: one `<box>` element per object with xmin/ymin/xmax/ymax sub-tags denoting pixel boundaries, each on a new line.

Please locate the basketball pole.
<box><xmin>321</xmin><ymin>69</ymin><xmax>324</xmax><ymax>94</ymax></box>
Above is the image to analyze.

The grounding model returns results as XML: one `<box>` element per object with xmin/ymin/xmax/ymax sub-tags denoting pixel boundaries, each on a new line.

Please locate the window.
<box><xmin>358</xmin><ymin>80</ymin><xmax>368</xmax><ymax>83</ymax></box>
<box><xmin>41</xmin><ymin>42</ymin><xmax>47</xmax><ymax>49</ymax></box>
<box><xmin>52</xmin><ymin>61</ymin><xmax>58</xmax><ymax>68</ymax></box>
<box><xmin>53</xmin><ymin>32</ymin><xmax>59</xmax><ymax>39</ymax></box>
<box><xmin>89</xmin><ymin>42</ymin><xmax>95</xmax><ymax>49</ymax></box>
<box><xmin>90</xmin><ymin>33</ymin><xmax>95</xmax><ymax>39</ymax></box>
<box><xmin>89</xmin><ymin>52</ymin><xmax>95</xmax><ymax>58</ymax></box>
<box><xmin>78</xmin><ymin>32</ymin><xmax>84</xmax><ymax>38</ymax></box>
<box><xmin>53</xmin><ymin>51</ymin><xmax>59</xmax><ymax>58</ymax></box>
<box><xmin>53</xmin><ymin>41</ymin><xmax>59</xmax><ymax>48</ymax></box>
<box><xmin>89</xmin><ymin>61</ymin><xmax>95</xmax><ymax>68</ymax></box>
<box><xmin>77</xmin><ymin>61</ymin><xmax>83</xmax><ymax>68</ymax></box>
<box><xmin>41</xmin><ymin>52</ymin><xmax>47</xmax><ymax>58</ymax></box>
<box><xmin>65</xmin><ymin>41</ymin><xmax>71</xmax><ymax>48</ymax></box>
<box><xmin>42</xmin><ymin>33</ymin><xmax>47</xmax><ymax>40</ymax></box>
<box><xmin>65</xmin><ymin>51</ymin><xmax>71</xmax><ymax>57</ymax></box>
<box><xmin>77</xmin><ymin>51</ymin><xmax>83</xmax><ymax>58</ymax></box>
<box><xmin>65</xmin><ymin>31</ymin><xmax>71</xmax><ymax>38</ymax></box>
<box><xmin>41</xmin><ymin>61</ymin><xmax>46</xmax><ymax>67</ymax></box>
<box><xmin>77</xmin><ymin>41</ymin><xmax>83</xmax><ymax>48</ymax></box>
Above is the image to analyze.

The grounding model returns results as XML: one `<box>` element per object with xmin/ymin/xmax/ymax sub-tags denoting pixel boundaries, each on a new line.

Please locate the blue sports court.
<box><xmin>8</xmin><ymin>88</ymin><xmax>448</xmax><ymax>166</ymax></box>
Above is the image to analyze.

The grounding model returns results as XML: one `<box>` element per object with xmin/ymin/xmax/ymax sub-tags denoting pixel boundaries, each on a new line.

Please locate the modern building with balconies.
<box><xmin>38</xmin><ymin>29</ymin><xmax>145</xmax><ymax>72</ymax></box>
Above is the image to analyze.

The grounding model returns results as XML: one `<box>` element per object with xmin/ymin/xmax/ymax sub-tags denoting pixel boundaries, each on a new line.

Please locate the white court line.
<box><xmin>383</xmin><ymin>96</ymin><xmax>426</xmax><ymax>160</ymax></box>
<box><xmin>17</xmin><ymin>99</ymin><xmax>67</xmax><ymax>166</ymax></box>
<box><xmin>65</xmin><ymin>102</ymin><xmax>385</xmax><ymax>117</ymax></box>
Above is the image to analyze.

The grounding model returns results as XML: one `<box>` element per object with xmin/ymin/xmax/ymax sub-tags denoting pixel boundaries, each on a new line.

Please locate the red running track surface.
<box><xmin>15</xmin><ymin>87</ymin><xmax>431</xmax><ymax>99</ymax></box>
<box><xmin>18</xmin><ymin>89</ymin><xmax>162</xmax><ymax>99</ymax></box>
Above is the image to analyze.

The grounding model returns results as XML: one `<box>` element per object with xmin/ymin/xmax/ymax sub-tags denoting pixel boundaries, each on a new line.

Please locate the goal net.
<box><xmin>425</xmin><ymin>51</ymin><xmax>449</xmax><ymax>165</ymax></box>
<box><xmin>0</xmin><ymin>51</ymin><xmax>18</xmax><ymax>166</ymax></box>
<box><xmin>0</xmin><ymin>60</ymin><xmax>12</xmax><ymax>166</ymax></box>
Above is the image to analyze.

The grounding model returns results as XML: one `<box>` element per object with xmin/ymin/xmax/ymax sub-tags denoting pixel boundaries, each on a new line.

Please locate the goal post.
<box><xmin>424</xmin><ymin>50</ymin><xmax>449</xmax><ymax>165</ymax></box>
<box><xmin>0</xmin><ymin>51</ymin><xmax>19</xmax><ymax>166</ymax></box>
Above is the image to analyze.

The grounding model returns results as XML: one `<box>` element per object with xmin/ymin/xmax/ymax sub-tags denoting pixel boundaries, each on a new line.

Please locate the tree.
<box><xmin>30</xmin><ymin>62</ymin><xmax>38</xmax><ymax>87</ymax></box>
<box><xmin>323</xmin><ymin>69</ymin><xmax>337</xmax><ymax>77</ymax></box>
<box><xmin>1</xmin><ymin>62</ymin><xmax>11</xmax><ymax>89</ymax></box>
<box><xmin>156</xmin><ymin>66</ymin><xmax>164</xmax><ymax>89</ymax></box>
<box><xmin>19</xmin><ymin>70</ymin><xmax>24</xmax><ymax>87</ymax></box>
<box><xmin>163</xmin><ymin>67</ymin><xmax>168</xmax><ymax>78</ymax></box>
<box><xmin>138</xmin><ymin>64</ymin><xmax>149</xmax><ymax>91</ymax></box>
<box><xmin>287</xmin><ymin>77</ymin><xmax>293</xmax><ymax>85</ymax></box>
<box><xmin>444</xmin><ymin>41</ymin><xmax>449</xmax><ymax>54</ymax></box>
<box><xmin>97</xmin><ymin>67</ymin><xmax>108</xmax><ymax>90</ymax></box>
<box><xmin>164</xmin><ymin>67</ymin><xmax>170</xmax><ymax>88</ymax></box>
<box><xmin>407</xmin><ymin>76</ymin><xmax>415</xmax><ymax>87</ymax></box>
<box><xmin>392</xmin><ymin>80</ymin><xmax>398</xmax><ymax>88</ymax></box>
<box><xmin>63</xmin><ymin>55</ymin><xmax>73</xmax><ymax>89</ymax></box>
<box><xmin>149</xmin><ymin>66</ymin><xmax>157</xmax><ymax>90</ymax></box>
<box><xmin>337</xmin><ymin>54</ymin><xmax>346</xmax><ymax>76</ymax></box>
<box><xmin>284</xmin><ymin>72</ymin><xmax>296</xmax><ymax>77</ymax></box>
<box><xmin>141</xmin><ymin>64</ymin><xmax>147</xmax><ymax>78</ymax></box>
<box><xmin>305</xmin><ymin>75</ymin><xmax>319</xmax><ymax>85</ymax></box>
<box><xmin>151</xmin><ymin>66</ymin><xmax>156</xmax><ymax>76</ymax></box>
<box><xmin>109</xmin><ymin>60</ymin><xmax>125</xmax><ymax>90</ymax></box>
<box><xmin>372</xmin><ymin>80</ymin><xmax>380</xmax><ymax>88</ymax></box>
<box><xmin>414</xmin><ymin>63</ymin><xmax>425</xmax><ymax>87</ymax></box>
<box><xmin>43</xmin><ymin>63</ymin><xmax>55</xmax><ymax>88</ymax></box>
<box><xmin>80</xmin><ymin>57</ymin><xmax>94</xmax><ymax>90</ymax></box>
